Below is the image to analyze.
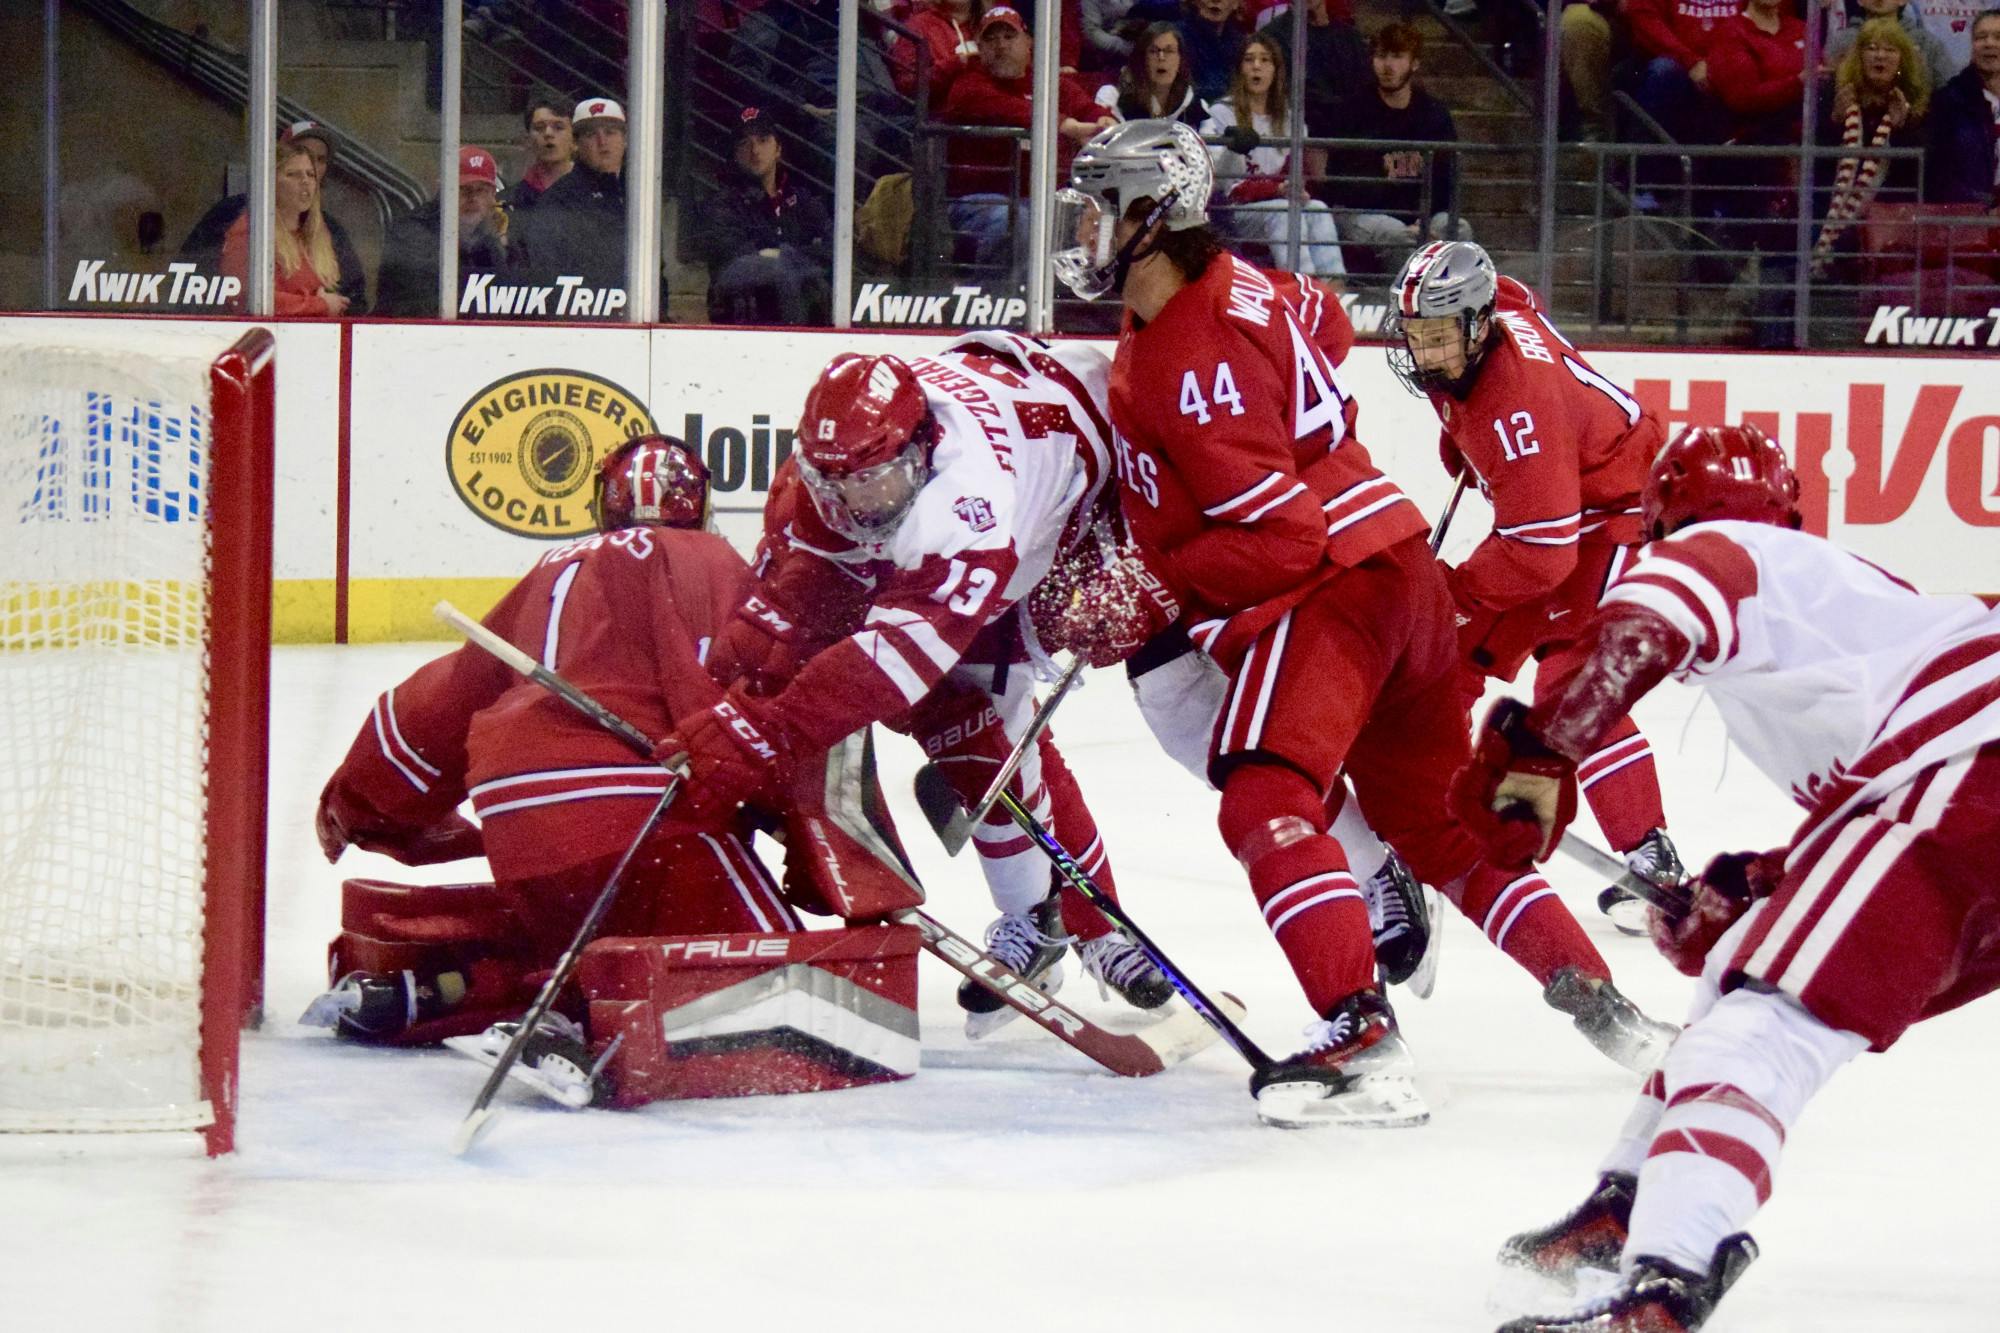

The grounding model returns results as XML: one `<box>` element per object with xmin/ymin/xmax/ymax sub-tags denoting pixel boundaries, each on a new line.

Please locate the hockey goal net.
<box><xmin>0</xmin><ymin>324</ymin><xmax>272</xmax><ymax>1155</ymax></box>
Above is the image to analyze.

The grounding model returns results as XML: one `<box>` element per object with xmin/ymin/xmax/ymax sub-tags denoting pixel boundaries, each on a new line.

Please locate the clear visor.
<box><xmin>1052</xmin><ymin>188</ymin><xmax>1117</xmax><ymax>301</ymax></box>
<box><xmin>798</xmin><ymin>439</ymin><xmax>927</xmax><ymax>546</ymax></box>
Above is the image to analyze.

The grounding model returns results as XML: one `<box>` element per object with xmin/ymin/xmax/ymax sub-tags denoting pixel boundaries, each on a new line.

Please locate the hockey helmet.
<box><xmin>1642</xmin><ymin>424</ymin><xmax>1802</xmax><ymax>541</ymax></box>
<box><xmin>795</xmin><ymin>353</ymin><xmax>938</xmax><ymax>546</ymax></box>
<box><xmin>1384</xmin><ymin>240</ymin><xmax>1499</xmax><ymax>398</ymax></box>
<box><xmin>1055</xmin><ymin>119</ymin><xmax>1213</xmax><ymax>300</ymax></box>
<box><xmin>594</xmin><ymin>434</ymin><xmax>711</xmax><ymax>532</ymax></box>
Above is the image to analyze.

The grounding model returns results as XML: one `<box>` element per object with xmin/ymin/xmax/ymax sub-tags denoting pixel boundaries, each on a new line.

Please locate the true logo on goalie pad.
<box><xmin>447</xmin><ymin>369</ymin><xmax>657</xmax><ymax>539</ymax></box>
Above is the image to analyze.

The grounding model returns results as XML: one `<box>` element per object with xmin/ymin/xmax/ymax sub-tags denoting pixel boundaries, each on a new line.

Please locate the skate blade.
<box><xmin>1403</xmin><ymin>887</ymin><xmax>1443</xmax><ymax>999</ymax></box>
<box><xmin>1255</xmin><ymin>1074</ymin><xmax>1430</xmax><ymax>1129</ymax></box>
<box><xmin>963</xmin><ymin>961</ymin><xmax>1066</xmax><ymax>1041</ymax></box>
<box><xmin>1600</xmin><ymin>890</ymin><xmax>1650</xmax><ymax>937</ymax></box>
<box><xmin>443</xmin><ymin>1035</ymin><xmax>593</xmax><ymax>1110</ymax></box>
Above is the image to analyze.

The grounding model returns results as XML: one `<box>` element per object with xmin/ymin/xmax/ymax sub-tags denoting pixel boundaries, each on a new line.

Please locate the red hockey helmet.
<box><xmin>1642</xmin><ymin>424</ymin><xmax>1802</xmax><ymax>541</ymax></box>
<box><xmin>594</xmin><ymin>434</ymin><xmax>711</xmax><ymax>532</ymax></box>
<box><xmin>794</xmin><ymin>353</ymin><xmax>937</xmax><ymax>545</ymax></box>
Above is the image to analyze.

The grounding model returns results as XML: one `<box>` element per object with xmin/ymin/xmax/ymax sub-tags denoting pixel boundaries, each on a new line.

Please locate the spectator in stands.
<box><xmin>1704</xmin><ymin>0</ymin><xmax>1810</xmax><ymax>145</ymax></box>
<box><xmin>702</xmin><ymin>107</ymin><xmax>833</xmax><ymax>324</ymax></box>
<box><xmin>1200</xmin><ymin>32</ymin><xmax>1349</xmax><ymax>278</ymax></box>
<box><xmin>1180</xmin><ymin>0</ymin><xmax>1250</xmax><ymax>104</ymax></box>
<box><xmin>1826</xmin><ymin>0</ymin><xmax>1955</xmax><ymax>91</ymax></box>
<box><xmin>1259</xmin><ymin>0</ymin><xmax>1370</xmax><ymax>134</ymax></box>
<box><xmin>941</xmin><ymin>6</ymin><xmax>1114</xmax><ymax>268</ymax></box>
<box><xmin>507</xmin><ymin>96</ymin><xmax>637</xmax><ymax>315</ymax></box>
<box><xmin>179</xmin><ymin>120</ymin><xmax>369</xmax><ymax>313</ymax></box>
<box><xmin>1812</xmin><ymin>18</ymin><xmax>1932</xmax><ymax>269</ymax></box>
<box><xmin>890</xmin><ymin>0</ymin><xmax>985</xmax><ymax>103</ymax></box>
<box><xmin>1114</xmin><ymin>21</ymin><xmax>1209</xmax><ymax>123</ymax></box>
<box><xmin>506</xmin><ymin>98</ymin><xmax>574</xmax><ymax>212</ymax></box>
<box><xmin>1623</xmin><ymin>0</ymin><xmax>1740</xmax><ymax>145</ymax></box>
<box><xmin>375</xmin><ymin>146</ymin><xmax>512</xmax><ymax>319</ymax></box>
<box><xmin>1084</xmin><ymin>0</ymin><xmax>1184</xmax><ymax>71</ymax></box>
<box><xmin>1319</xmin><ymin>23</ymin><xmax>1472</xmax><ymax>268</ymax></box>
<box><xmin>1558</xmin><ymin>0</ymin><xmax>1625</xmax><ymax>140</ymax></box>
<box><xmin>1924</xmin><ymin>8</ymin><xmax>2000</xmax><ymax>202</ymax></box>
<box><xmin>221</xmin><ymin>139</ymin><xmax>350</xmax><ymax>317</ymax></box>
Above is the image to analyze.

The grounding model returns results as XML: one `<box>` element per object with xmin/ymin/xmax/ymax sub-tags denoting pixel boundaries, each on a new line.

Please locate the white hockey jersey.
<box><xmin>1601</xmin><ymin>521</ymin><xmax>2000</xmax><ymax>835</ymax></box>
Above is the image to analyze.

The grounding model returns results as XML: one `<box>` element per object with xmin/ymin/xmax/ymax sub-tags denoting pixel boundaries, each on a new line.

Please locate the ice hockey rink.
<box><xmin>7</xmin><ymin>641</ymin><xmax>1997</xmax><ymax>1333</ymax></box>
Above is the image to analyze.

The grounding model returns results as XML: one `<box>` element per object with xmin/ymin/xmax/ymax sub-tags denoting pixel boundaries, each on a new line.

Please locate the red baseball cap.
<box><xmin>459</xmin><ymin>145</ymin><xmax>499</xmax><ymax>187</ymax></box>
<box><xmin>980</xmin><ymin>6</ymin><xmax>1027</xmax><ymax>34</ymax></box>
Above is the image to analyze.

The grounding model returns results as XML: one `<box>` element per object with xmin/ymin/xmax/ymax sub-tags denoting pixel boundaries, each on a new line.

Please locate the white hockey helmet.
<box><xmin>1383</xmin><ymin>240</ymin><xmax>1499</xmax><ymax>397</ymax></box>
<box><xmin>1054</xmin><ymin>119</ymin><xmax>1213</xmax><ymax>300</ymax></box>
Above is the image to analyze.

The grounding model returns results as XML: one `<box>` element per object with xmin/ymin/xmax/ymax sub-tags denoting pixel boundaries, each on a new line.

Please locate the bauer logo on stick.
<box><xmin>446</xmin><ymin>368</ymin><xmax>657</xmax><ymax>539</ymax></box>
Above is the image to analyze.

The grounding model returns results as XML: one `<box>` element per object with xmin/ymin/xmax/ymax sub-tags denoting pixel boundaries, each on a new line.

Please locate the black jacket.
<box><xmin>1316</xmin><ymin>86</ymin><xmax>1460</xmax><ymax>217</ymax></box>
<box><xmin>1924</xmin><ymin>68</ymin><xmax>1999</xmax><ymax>205</ymax></box>
<box><xmin>507</xmin><ymin>162</ymin><xmax>628</xmax><ymax>294</ymax></box>
<box><xmin>1260</xmin><ymin>16</ymin><xmax>1371</xmax><ymax>141</ymax></box>
<box><xmin>373</xmin><ymin>196</ymin><xmax>510</xmax><ymax>318</ymax></box>
<box><xmin>699</xmin><ymin>167</ymin><xmax>831</xmax><ymax>271</ymax></box>
<box><xmin>178</xmin><ymin>192</ymin><xmax>370</xmax><ymax>312</ymax></box>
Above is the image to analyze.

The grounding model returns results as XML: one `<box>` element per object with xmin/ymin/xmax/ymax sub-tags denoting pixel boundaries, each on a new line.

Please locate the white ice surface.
<box><xmin>6</xmin><ymin>644</ymin><xmax>1997</xmax><ymax>1332</ymax></box>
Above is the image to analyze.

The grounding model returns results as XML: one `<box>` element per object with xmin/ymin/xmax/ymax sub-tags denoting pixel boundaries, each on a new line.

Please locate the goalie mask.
<box><xmin>1642</xmin><ymin>424</ymin><xmax>1802</xmax><ymax>541</ymax></box>
<box><xmin>796</xmin><ymin>353</ymin><xmax>938</xmax><ymax>547</ymax></box>
<box><xmin>1054</xmin><ymin>119</ymin><xmax>1213</xmax><ymax>301</ymax></box>
<box><xmin>1383</xmin><ymin>240</ymin><xmax>1498</xmax><ymax>398</ymax></box>
<box><xmin>595</xmin><ymin>434</ymin><xmax>711</xmax><ymax>532</ymax></box>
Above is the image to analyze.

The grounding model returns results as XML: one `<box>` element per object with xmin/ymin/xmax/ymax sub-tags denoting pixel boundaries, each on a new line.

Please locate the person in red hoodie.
<box><xmin>888</xmin><ymin>0</ymin><xmax>985</xmax><ymax>104</ymax></box>
<box><xmin>1622</xmin><ymin>0</ymin><xmax>1741</xmax><ymax>144</ymax></box>
<box><xmin>941</xmin><ymin>5</ymin><xmax>1115</xmax><ymax>269</ymax></box>
<box><xmin>1703</xmin><ymin>0</ymin><xmax>1809</xmax><ymax>144</ymax></box>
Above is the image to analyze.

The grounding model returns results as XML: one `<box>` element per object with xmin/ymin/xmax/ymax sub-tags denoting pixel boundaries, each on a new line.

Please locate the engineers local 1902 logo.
<box><xmin>446</xmin><ymin>368</ymin><xmax>656</xmax><ymax>538</ymax></box>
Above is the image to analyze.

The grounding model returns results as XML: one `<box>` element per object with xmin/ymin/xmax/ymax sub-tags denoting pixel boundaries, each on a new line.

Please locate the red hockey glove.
<box><xmin>316</xmin><ymin>782</ymin><xmax>485</xmax><ymax>866</ymax></box>
<box><xmin>1438</xmin><ymin>431</ymin><xmax>1467</xmax><ymax>481</ymax></box>
<box><xmin>670</xmin><ymin>687</ymin><xmax>790</xmax><ymax>823</ymax></box>
<box><xmin>1029</xmin><ymin>513</ymin><xmax>1182</xmax><ymax>668</ymax></box>
<box><xmin>1449</xmin><ymin>697</ymin><xmax>1578</xmax><ymax>868</ymax></box>
<box><xmin>1648</xmin><ymin>847</ymin><xmax>1785</xmax><ymax>976</ymax></box>
<box><xmin>707</xmin><ymin>593</ymin><xmax>802</xmax><ymax>697</ymax></box>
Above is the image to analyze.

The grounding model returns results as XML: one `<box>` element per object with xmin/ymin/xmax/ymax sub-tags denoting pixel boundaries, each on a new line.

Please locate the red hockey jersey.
<box><xmin>1108</xmin><ymin>255</ymin><xmax>1429</xmax><ymax>663</ymax></box>
<box><xmin>323</xmin><ymin>527</ymin><xmax>751</xmax><ymax>879</ymax></box>
<box><xmin>1430</xmin><ymin>276</ymin><xmax>1663</xmax><ymax>615</ymax></box>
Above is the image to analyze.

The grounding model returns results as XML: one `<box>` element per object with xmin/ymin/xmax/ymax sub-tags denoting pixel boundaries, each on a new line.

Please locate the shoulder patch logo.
<box><xmin>952</xmin><ymin>496</ymin><xmax>996</xmax><ymax>533</ymax></box>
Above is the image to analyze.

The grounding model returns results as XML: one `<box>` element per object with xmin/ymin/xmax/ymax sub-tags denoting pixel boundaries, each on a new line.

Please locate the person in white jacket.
<box><xmin>1198</xmin><ymin>32</ymin><xmax>1346</xmax><ymax>279</ymax></box>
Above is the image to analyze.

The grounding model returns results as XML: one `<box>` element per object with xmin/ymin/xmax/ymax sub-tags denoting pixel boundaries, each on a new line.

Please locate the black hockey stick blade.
<box><xmin>1557</xmin><ymin>831</ymin><xmax>1693</xmax><ymax>918</ymax></box>
<box><xmin>913</xmin><ymin>762</ymin><xmax>966</xmax><ymax>848</ymax></box>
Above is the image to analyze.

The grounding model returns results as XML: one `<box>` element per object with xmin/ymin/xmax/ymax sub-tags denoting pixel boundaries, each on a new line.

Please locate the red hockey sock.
<box><xmin>1221</xmin><ymin>764</ymin><xmax>1375</xmax><ymax>1014</ymax></box>
<box><xmin>1575</xmin><ymin>721</ymin><xmax>1666</xmax><ymax>854</ymax></box>
<box><xmin>1039</xmin><ymin>734</ymin><xmax>1118</xmax><ymax>941</ymax></box>
<box><xmin>1450</xmin><ymin>863</ymin><xmax>1608</xmax><ymax>987</ymax></box>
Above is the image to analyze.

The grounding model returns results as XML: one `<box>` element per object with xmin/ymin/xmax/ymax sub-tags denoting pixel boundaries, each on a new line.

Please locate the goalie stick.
<box><xmin>915</xmin><ymin>764</ymin><xmax>1274</xmax><ymax>1073</ymax></box>
<box><xmin>431</xmin><ymin>603</ymin><xmax>1210</xmax><ymax>1084</ymax></box>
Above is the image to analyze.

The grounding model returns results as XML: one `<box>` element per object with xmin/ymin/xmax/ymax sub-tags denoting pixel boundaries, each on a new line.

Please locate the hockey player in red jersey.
<box><xmin>685</xmin><ymin>335</ymin><xmax>1183</xmax><ymax>1034</ymax></box>
<box><xmin>1457</xmin><ymin>425</ymin><xmax>2000</xmax><ymax>1331</ymax></box>
<box><xmin>307</xmin><ymin>436</ymin><xmax>802</xmax><ymax>1045</ymax></box>
<box><xmin>1054</xmin><ymin>118</ymin><xmax>1673</xmax><ymax>1127</ymax></box>
<box><xmin>1387</xmin><ymin>239</ymin><xmax>1681</xmax><ymax>925</ymax></box>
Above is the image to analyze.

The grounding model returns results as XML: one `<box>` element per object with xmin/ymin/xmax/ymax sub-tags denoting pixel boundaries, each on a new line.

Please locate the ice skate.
<box><xmin>1598</xmin><ymin>829</ymin><xmax>1686</xmax><ymax>936</ymax></box>
<box><xmin>1499</xmin><ymin>1173</ymin><xmax>1635</xmax><ymax>1287</ymax></box>
<box><xmin>1077</xmin><ymin>932</ymin><xmax>1175</xmax><ymax>1009</ymax></box>
<box><xmin>958</xmin><ymin>891</ymin><xmax>1071</xmax><ymax>1039</ymax></box>
<box><xmin>445</xmin><ymin>1010</ymin><xmax>614</xmax><ymax>1110</ymax></box>
<box><xmin>1363</xmin><ymin>850</ymin><xmax>1436</xmax><ymax>991</ymax></box>
<box><xmin>300</xmin><ymin>969</ymin><xmax>430</xmax><ymax>1041</ymax></box>
<box><xmin>1251</xmin><ymin>988</ymin><xmax>1429</xmax><ymax>1128</ymax></box>
<box><xmin>1495</xmin><ymin>1233</ymin><xmax>1757</xmax><ymax>1332</ymax></box>
<box><xmin>1543</xmin><ymin>968</ymin><xmax>1677</xmax><ymax>1073</ymax></box>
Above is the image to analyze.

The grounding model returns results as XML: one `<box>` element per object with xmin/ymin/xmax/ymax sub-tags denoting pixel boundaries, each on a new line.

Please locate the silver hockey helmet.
<box><xmin>1383</xmin><ymin>240</ymin><xmax>1499</xmax><ymax>397</ymax></box>
<box><xmin>1054</xmin><ymin>119</ymin><xmax>1213</xmax><ymax>300</ymax></box>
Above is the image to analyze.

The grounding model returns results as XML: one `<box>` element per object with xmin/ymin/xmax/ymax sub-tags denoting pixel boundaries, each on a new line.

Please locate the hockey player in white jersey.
<box><xmin>685</xmin><ymin>333</ymin><xmax>1185</xmax><ymax>1031</ymax></box>
<box><xmin>1452</xmin><ymin>424</ymin><xmax>2000</xmax><ymax>1332</ymax></box>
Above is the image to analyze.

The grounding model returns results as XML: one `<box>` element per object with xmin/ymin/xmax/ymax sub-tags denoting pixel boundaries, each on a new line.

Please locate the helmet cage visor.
<box><xmin>1053</xmin><ymin>188</ymin><xmax>1117</xmax><ymax>301</ymax></box>
<box><xmin>797</xmin><ymin>434</ymin><xmax>929</xmax><ymax>545</ymax></box>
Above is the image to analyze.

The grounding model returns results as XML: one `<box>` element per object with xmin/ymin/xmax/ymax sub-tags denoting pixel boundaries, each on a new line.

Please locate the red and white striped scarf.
<box><xmin>1812</xmin><ymin>99</ymin><xmax>1896</xmax><ymax>274</ymax></box>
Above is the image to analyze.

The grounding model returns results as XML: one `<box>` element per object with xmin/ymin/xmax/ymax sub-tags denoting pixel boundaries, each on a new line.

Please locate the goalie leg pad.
<box><xmin>323</xmin><ymin>878</ymin><xmax>535</xmax><ymax>1045</ymax></box>
<box><xmin>578</xmin><ymin>924</ymin><xmax>921</xmax><ymax>1107</ymax></box>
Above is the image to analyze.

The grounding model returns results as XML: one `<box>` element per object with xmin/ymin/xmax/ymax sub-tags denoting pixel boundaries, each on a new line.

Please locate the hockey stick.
<box><xmin>1556</xmin><ymin>830</ymin><xmax>1691</xmax><ymax>918</ymax></box>
<box><xmin>1429</xmin><ymin>472</ymin><xmax>1470</xmax><ymax>556</ymax></box>
<box><xmin>434</xmin><ymin>604</ymin><xmax>1200</xmax><ymax>1080</ymax></box>
<box><xmin>931</xmin><ymin>656</ymin><xmax>1085</xmax><ymax>855</ymax></box>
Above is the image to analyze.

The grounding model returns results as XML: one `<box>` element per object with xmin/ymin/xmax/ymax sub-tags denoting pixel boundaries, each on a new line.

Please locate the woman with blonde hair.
<box><xmin>222</xmin><ymin>139</ymin><xmax>350</xmax><ymax>316</ymax></box>
<box><xmin>1198</xmin><ymin>31</ymin><xmax>1347</xmax><ymax>278</ymax></box>
<box><xmin>1812</xmin><ymin>16</ymin><xmax>1930</xmax><ymax>273</ymax></box>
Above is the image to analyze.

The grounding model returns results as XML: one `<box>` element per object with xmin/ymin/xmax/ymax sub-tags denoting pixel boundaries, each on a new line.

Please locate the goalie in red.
<box><xmin>1386</xmin><ymin>239</ymin><xmax>1681</xmax><ymax>928</ymax></box>
<box><xmin>1053</xmin><ymin>119</ymin><xmax>1674</xmax><ymax>1128</ymax></box>
<box><xmin>1455</xmin><ymin>425</ymin><xmax>2000</xmax><ymax>1332</ymax></box>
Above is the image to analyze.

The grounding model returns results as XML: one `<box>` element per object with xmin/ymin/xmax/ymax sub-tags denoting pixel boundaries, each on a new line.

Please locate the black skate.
<box><xmin>957</xmin><ymin>891</ymin><xmax>1071</xmax><ymax>1039</ymax></box>
<box><xmin>1363</xmin><ymin>850</ymin><xmax>1435</xmax><ymax>990</ymax></box>
<box><xmin>299</xmin><ymin>969</ymin><xmax>450</xmax><ymax>1042</ymax></box>
<box><xmin>1544</xmin><ymin>968</ymin><xmax>1678</xmax><ymax>1073</ymax></box>
<box><xmin>1077</xmin><ymin>933</ymin><xmax>1175</xmax><ymax>1009</ymax></box>
<box><xmin>1499</xmin><ymin>1173</ymin><xmax>1636</xmax><ymax>1286</ymax></box>
<box><xmin>1598</xmin><ymin>829</ymin><xmax>1688</xmax><ymax>937</ymax></box>
<box><xmin>447</xmin><ymin>1009</ymin><xmax>615</xmax><ymax>1110</ymax></box>
<box><xmin>1250</xmin><ymin>988</ymin><xmax>1428</xmax><ymax>1128</ymax></box>
<box><xmin>1496</xmin><ymin>1233</ymin><xmax>1758</xmax><ymax>1333</ymax></box>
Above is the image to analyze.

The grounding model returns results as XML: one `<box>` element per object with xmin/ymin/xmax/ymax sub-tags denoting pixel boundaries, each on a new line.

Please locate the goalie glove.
<box><xmin>1028</xmin><ymin>510</ymin><xmax>1181</xmax><ymax>668</ymax></box>
<box><xmin>668</xmin><ymin>686</ymin><xmax>791</xmax><ymax>823</ymax></box>
<box><xmin>1449</xmin><ymin>697</ymin><xmax>1577</xmax><ymax>868</ymax></box>
<box><xmin>1649</xmin><ymin>847</ymin><xmax>1785</xmax><ymax>976</ymax></box>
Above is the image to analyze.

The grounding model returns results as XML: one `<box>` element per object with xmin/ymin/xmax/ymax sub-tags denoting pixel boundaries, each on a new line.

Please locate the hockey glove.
<box><xmin>1449</xmin><ymin>697</ymin><xmax>1577</xmax><ymax>868</ymax></box>
<box><xmin>1028</xmin><ymin>513</ymin><xmax>1182</xmax><ymax>668</ymax></box>
<box><xmin>1437</xmin><ymin>431</ymin><xmax>1467</xmax><ymax>481</ymax></box>
<box><xmin>671</xmin><ymin>687</ymin><xmax>790</xmax><ymax>824</ymax></box>
<box><xmin>1648</xmin><ymin>847</ymin><xmax>1785</xmax><ymax>976</ymax></box>
<box><xmin>708</xmin><ymin>593</ymin><xmax>803</xmax><ymax>697</ymax></box>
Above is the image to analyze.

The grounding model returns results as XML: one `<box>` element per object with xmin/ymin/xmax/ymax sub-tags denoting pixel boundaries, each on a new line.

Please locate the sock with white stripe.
<box><xmin>1626</xmin><ymin>988</ymin><xmax>1864</xmax><ymax>1274</ymax></box>
<box><xmin>1575</xmin><ymin>722</ymin><xmax>1666</xmax><ymax>854</ymax></box>
<box><xmin>1450</xmin><ymin>864</ymin><xmax>1608</xmax><ymax>987</ymax></box>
